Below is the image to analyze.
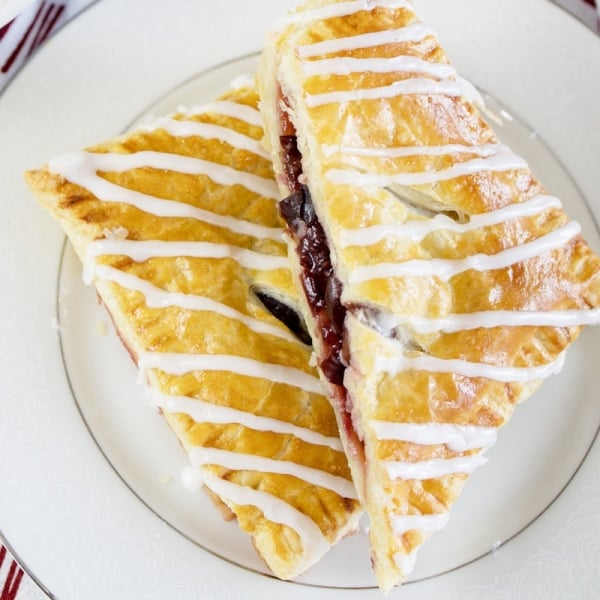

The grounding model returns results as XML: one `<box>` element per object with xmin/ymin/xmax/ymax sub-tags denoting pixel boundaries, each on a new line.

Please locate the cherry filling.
<box><xmin>279</xmin><ymin>186</ymin><xmax>347</xmax><ymax>385</ymax></box>
<box><xmin>276</xmin><ymin>90</ymin><xmax>363</xmax><ymax>456</ymax></box>
<box><xmin>280</xmin><ymin>136</ymin><xmax>303</xmax><ymax>194</ymax></box>
<box><xmin>255</xmin><ymin>291</ymin><xmax>312</xmax><ymax>346</ymax></box>
<box><xmin>276</xmin><ymin>91</ymin><xmax>365</xmax><ymax>469</ymax></box>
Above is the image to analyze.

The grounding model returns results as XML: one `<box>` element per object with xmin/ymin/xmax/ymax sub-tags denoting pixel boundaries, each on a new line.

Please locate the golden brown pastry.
<box><xmin>257</xmin><ymin>0</ymin><xmax>600</xmax><ymax>591</ymax></box>
<box><xmin>25</xmin><ymin>85</ymin><xmax>362</xmax><ymax>581</ymax></box>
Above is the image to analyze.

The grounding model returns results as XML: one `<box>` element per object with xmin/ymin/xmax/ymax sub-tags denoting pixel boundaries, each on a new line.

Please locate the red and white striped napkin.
<box><xmin>0</xmin><ymin>0</ymin><xmax>94</xmax><ymax>91</ymax></box>
<box><xmin>553</xmin><ymin>0</ymin><xmax>600</xmax><ymax>29</ymax></box>
<box><xmin>0</xmin><ymin>546</ymin><xmax>24</xmax><ymax>600</ymax></box>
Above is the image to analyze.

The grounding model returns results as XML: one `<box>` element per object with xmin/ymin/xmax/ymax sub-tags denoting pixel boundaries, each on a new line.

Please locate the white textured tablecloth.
<box><xmin>0</xmin><ymin>0</ymin><xmax>598</xmax><ymax>598</ymax></box>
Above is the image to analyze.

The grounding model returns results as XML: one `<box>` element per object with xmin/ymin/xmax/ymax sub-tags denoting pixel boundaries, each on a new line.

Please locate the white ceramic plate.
<box><xmin>1</xmin><ymin>1</ymin><xmax>599</xmax><ymax>598</ymax></box>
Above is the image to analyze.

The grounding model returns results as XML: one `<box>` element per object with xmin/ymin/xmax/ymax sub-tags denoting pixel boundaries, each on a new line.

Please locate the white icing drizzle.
<box><xmin>306</xmin><ymin>77</ymin><xmax>462</xmax><ymax>107</ymax></box>
<box><xmin>181</xmin><ymin>465</ymin><xmax>204</xmax><ymax>491</ymax></box>
<box><xmin>143</xmin><ymin>118</ymin><xmax>270</xmax><ymax>159</ymax></box>
<box><xmin>47</xmin><ymin>152</ymin><xmax>281</xmax><ymax>243</ymax></box>
<box><xmin>188</xmin><ymin>446</ymin><xmax>357</xmax><ymax>499</ymax></box>
<box><xmin>84</xmin><ymin>239</ymin><xmax>288</xmax><ymax>284</ymax></box>
<box><xmin>178</xmin><ymin>100</ymin><xmax>263</xmax><ymax>127</ymax></box>
<box><xmin>283</xmin><ymin>0</ymin><xmax>418</xmax><ymax>26</ymax></box>
<box><xmin>377</xmin><ymin>307</ymin><xmax>600</xmax><ymax>334</ymax></box>
<box><xmin>150</xmin><ymin>388</ymin><xmax>343</xmax><ymax>451</ymax></box>
<box><xmin>348</xmin><ymin>221</ymin><xmax>581</xmax><ymax>283</ymax></box>
<box><xmin>394</xmin><ymin>548</ymin><xmax>420</xmax><ymax>576</ymax></box>
<box><xmin>297</xmin><ymin>23</ymin><xmax>436</xmax><ymax>58</ymax></box>
<box><xmin>369</xmin><ymin>421</ymin><xmax>497</xmax><ymax>452</ymax></box>
<box><xmin>302</xmin><ymin>55</ymin><xmax>455</xmax><ymax>79</ymax></box>
<box><xmin>385</xmin><ymin>453</ymin><xmax>488</xmax><ymax>480</ymax></box>
<box><xmin>340</xmin><ymin>193</ymin><xmax>562</xmax><ymax>246</ymax></box>
<box><xmin>324</xmin><ymin>142</ymin><xmax>506</xmax><ymax>160</ymax></box>
<box><xmin>294</xmin><ymin>11</ymin><xmax>486</xmax><ymax>116</ymax></box>
<box><xmin>375</xmin><ymin>351</ymin><xmax>566</xmax><ymax>383</ymax></box>
<box><xmin>229</xmin><ymin>74</ymin><xmax>256</xmax><ymax>91</ymax></box>
<box><xmin>456</xmin><ymin>75</ymin><xmax>486</xmax><ymax>109</ymax></box>
<box><xmin>183</xmin><ymin>467</ymin><xmax>330</xmax><ymax>560</ymax></box>
<box><xmin>327</xmin><ymin>150</ymin><xmax>528</xmax><ymax>186</ymax></box>
<box><xmin>94</xmin><ymin>265</ymin><xmax>300</xmax><ymax>344</ymax></box>
<box><xmin>138</xmin><ymin>352</ymin><xmax>323</xmax><ymax>394</ymax></box>
<box><xmin>390</xmin><ymin>512</ymin><xmax>449</xmax><ymax>536</ymax></box>
<box><xmin>48</xmin><ymin>151</ymin><xmax>279</xmax><ymax>200</ymax></box>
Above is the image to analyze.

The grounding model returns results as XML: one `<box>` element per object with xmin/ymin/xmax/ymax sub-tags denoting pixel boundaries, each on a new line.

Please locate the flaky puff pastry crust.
<box><xmin>258</xmin><ymin>0</ymin><xmax>600</xmax><ymax>591</ymax></box>
<box><xmin>25</xmin><ymin>86</ymin><xmax>362</xmax><ymax>581</ymax></box>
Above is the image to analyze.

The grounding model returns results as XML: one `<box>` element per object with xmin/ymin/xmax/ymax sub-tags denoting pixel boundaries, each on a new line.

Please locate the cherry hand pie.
<box><xmin>257</xmin><ymin>0</ymin><xmax>600</xmax><ymax>591</ymax></box>
<box><xmin>25</xmin><ymin>85</ymin><xmax>362</xmax><ymax>581</ymax></box>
